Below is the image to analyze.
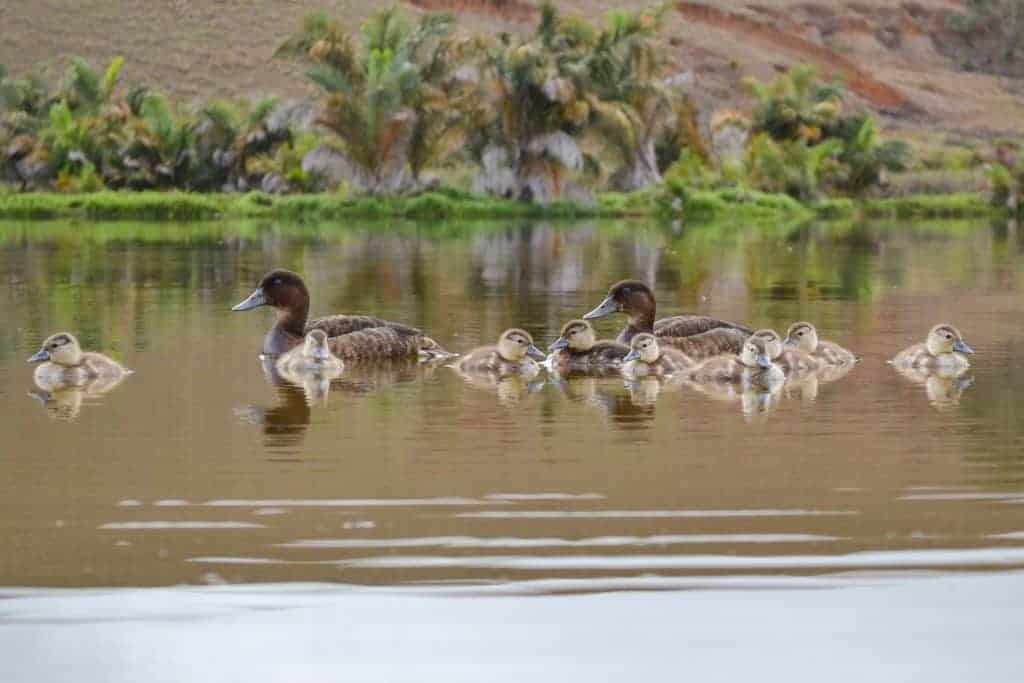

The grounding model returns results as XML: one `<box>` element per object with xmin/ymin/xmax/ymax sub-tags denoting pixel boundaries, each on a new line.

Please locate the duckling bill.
<box><xmin>233</xmin><ymin>269</ymin><xmax>450</xmax><ymax>361</ymax></box>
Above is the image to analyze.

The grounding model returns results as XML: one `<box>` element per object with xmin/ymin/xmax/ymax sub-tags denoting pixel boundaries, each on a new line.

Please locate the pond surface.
<box><xmin>1</xmin><ymin>217</ymin><xmax>1023</xmax><ymax>592</ymax></box>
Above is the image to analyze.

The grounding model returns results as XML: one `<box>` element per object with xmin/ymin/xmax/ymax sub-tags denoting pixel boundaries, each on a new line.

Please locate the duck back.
<box><xmin>815</xmin><ymin>340</ymin><xmax>857</xmax><ymax>366</ymax></box>
<box><xmin>776</xmin><ymin>348</ymin><xmax>819</xmax><ymax>375</ymax></box>
<box><xmin>457</xmin><ymin>346</ymin><xmax>538</xmax><ymax>378</ymax></box>
<box><xmin>661</xmin><ymin>328</ymin><xmax>749</xmax><ymax>361</ymax></box>
<box><xmin>654</xmin><ymin>315</ymin><xmax>752</xmax><ymax>339</ymax></box>
<box><xmin>551</xmin><ymin>341</ymin><xmax>630</xmax><ymax>373</ymax></box>
<box><xmin>306</xmin><ymin>314</ymin><xmax>421</xmax><ymax>339</ymax></box>
<box><xmin>327</xmin><ymin>327</ymin><xmax>426</xmax><ymax>362</ymax></box>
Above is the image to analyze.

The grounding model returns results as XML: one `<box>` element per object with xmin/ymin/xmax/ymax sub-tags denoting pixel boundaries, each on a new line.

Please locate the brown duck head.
<box><xmin>583</xmin><ymin>280</ymin><xmax>656</xmax><ymax>336</ymax></box>
<box><xmin>233</xmin><ymin>269</ymin><xmax>311</xmax><ymax>335</ymax></box>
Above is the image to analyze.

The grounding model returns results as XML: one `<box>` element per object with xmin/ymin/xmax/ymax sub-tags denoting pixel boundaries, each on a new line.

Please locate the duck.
<box><xmin>621</xmin><ymin>333</ymin><xmax>694</xmax><ymax>379</ymax></box>
<box><xmin>456</xmin><ymin>328</ymin><xmax>547</xmax><ymax>378</ymax></box>
<box><xmin>783</xmin><ymin>322</ymin><xmax>857</xmax><ymax>367</ymax></box>
<box><xmin>275</xmin><ymin>329</ymin><xmax>345</xmax><ymax>375</ymax></box>
<box><xmin>583</xmin><ymin>280</ymin><xmax>752</xmax><ymax>358</ymax></box>
<box><xmin>890</xmin><ymin>323</ymin><xmax>974</xmax><ymax>373</ymax></box>
<box><xmin>232</xmin><ymin>269</ymin><xmax>451</xmax><ymax>361</ymax></box>
<box><xmin>28</xmin><ymin>332</ymin><xmax>131</xmax><ymax>390</ymax></box>
<box><xmin>753</xmin><ymin>328</ymin><xmax>819</xmax><ymax>375</ymax></box>
<box><xmin>685</xmin><ymin>334</ymin><xmax>785</xmax><ymax>390</ymax></box>
<box><xmin>547</xmin><ymin>320</ymin><xmax>629</xmax><ymax>374</ymax></box>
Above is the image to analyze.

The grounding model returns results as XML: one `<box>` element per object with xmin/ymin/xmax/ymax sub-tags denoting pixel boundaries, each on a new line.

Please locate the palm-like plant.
<box><xmin>746</xmin><ymin>132</ymin><xmax>842</xmax><ymax>201</ymax></box>
<box><xmin>828</xmin><ymin>114</ymin><xmax>909</xmax><ymax>196</ymax></box>
<box><xmin>744</xmin><ymin>64</ymin><xmax>842</xmax><ymax>143</ymax></box>
<box><xmin>581</xmin><ymin>5</ymin><xmax>693</xmax><ymax>191</ymax></box>
<box><xmin>465</xmin><ymin>3</ymin><xmax>598</xmax><ymax>203</ymax></box>
<box><xmin>277</xmin><ymin>8</ymin><xmax>460</xmax><ymax>195</ymax></box>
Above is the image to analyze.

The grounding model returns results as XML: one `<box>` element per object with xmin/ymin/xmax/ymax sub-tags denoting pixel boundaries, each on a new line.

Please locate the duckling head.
<box><xmin>548</xmin><ymin>320</ymin><xmax>597</xmax><ymax>352</ymax></box>
<box><xmin>28</xmin><ymin>332</ymin><xmax>82</xmax><ymax>366</ymax></box>
<box><xmin>624</xmin><ymin>333</ymin><xmax>661</xmax><ymax>364</ymax></box>
<box><xmin>926</xmin><ymin>324</ymin><xmax>973</xmax><ymax>357</ymax></box>
<box><xmin>784</xmin><ymin>322</ymin><xmax>818</xmax><ymax>354</ymax></box>
<box><xmin>752</xmin><ymin>329</ymin><xmax>784</xmax><ymax>360</ymax></box>
<box><xmin>739</xmin><ymin>336</ymin><xmax>774</xmax><ymax>370</ymax></box>
<box><xmin>583</xmin><ymin>280</ymin><xmax>654</xmax><ymax>321</ymax></box>
<box><xmin>233</xmin><ymin>269</ymin><xmax>309</xmax><ymax>315</ymax></box>
<box><xmin>302</xmin><ymin>329</ymin><xmax>332</xmax><ymax>361</ymax></box>
<box><xmin>497</xmin><ymin>329</ymin><xmax>546</xmax><ymax>362</ymax></box>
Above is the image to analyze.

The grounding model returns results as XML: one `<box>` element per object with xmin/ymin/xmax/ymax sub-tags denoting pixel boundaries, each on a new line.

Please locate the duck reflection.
<box><xmin>550</xmin><ymin>375</ymin><xmax>671</xmax><ymax>429</ymax></box>
<box><xmin>27</xmin><ymin>372</ymin><xmax>129</xmax><ymax>421</ymax></box>
<box><xmin>893</xmin><ymin>365</ymin><xmax>975</xmax><ymax>410</ymax></box>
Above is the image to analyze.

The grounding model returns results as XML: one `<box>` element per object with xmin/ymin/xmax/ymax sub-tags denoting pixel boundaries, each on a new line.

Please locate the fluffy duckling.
<box><xmin>547</xmin><ymin>320</ymin><xmax>629</xmax><ymax>373</ymax></box>
<box><xmin>233</xmin><ymin>269</ymin><xmax>450</xmax><ymax>361</ymax></box>
<box><xmin>784</xmin><ymin>322</ymin><xmax>856</xmax><ymax>367</ymax></box>
<box><xmin>28</xmin><ymin>332</ymin><xmax>130</xmax><ymax>389</ymax></box>
<box><xmin>583</xmin><ymin>280</ymin><xmax>751</xmax><ymax>348</ymax></box>
<box><xmin>890</xmin><ymin>323</ymin><xmax>974</xmax><ymax>373</ymax></box>
<box><xmin>686</xmin><ymin>335</ymin><xmax>785</xmax><ymax>390</ymax></box>
<box><xmin>456</xmin><ymin>328</ymin><xmax>547</xmax><ymax>378</ymax></box>
<box><xmin>276</xmin><ymin>329</ymin><xmax>345</xmax><ymax>375</ymax></box>
<box><xmin>621</xmin><ymin>333</ymin><xmax>694</xmax><ymax>379</ymax></box>
<box><xmin>753</xmin><ymin>328</ymin><xmax>819</xmax><ymax>375</ymax></box>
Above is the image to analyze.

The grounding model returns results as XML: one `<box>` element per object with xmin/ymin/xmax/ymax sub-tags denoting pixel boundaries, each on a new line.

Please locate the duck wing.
<box><xmin>326</xmin><ymin>327</ymin><xmax>423</xmax><ymax>361</ymax></box>
<box><xmin>306</xmin><ymin>314</ymin><xmax>421</xmax><ymax>339</ymax></box>
<box><xmin>654</xmin><ymin>315</ymin><xmax>752</xmax><ymax>338</ymax></box>
<box><xmin>661</xmin><ymin>328</ymin><xmax>749</xmax><ymax>361</ymax></box>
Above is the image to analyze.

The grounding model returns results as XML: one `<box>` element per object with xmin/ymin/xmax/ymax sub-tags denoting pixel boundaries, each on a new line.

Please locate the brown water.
<box><xmin>2</xmin><ymin>217</ymin><xmax>1024</xmax><ymax>591</ymax></box>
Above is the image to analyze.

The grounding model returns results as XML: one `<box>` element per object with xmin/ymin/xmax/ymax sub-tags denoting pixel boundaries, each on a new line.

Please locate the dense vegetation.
<box><xmin>0</xmin><ymin>3</ymin><xmax>1018</xmax><ymax>217</ymax></box>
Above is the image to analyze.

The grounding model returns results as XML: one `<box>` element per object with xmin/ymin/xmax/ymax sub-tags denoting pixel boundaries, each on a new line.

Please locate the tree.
<box><xmin>277</xmin><ymin>8</ymin><xmax>462</xmax><ymax>195</ymax></box>
<box><xmin>828</xmin><ymin>114</ymin><xmax>909</xmax><ymax>196</ymax></box>
<box><xmin>744</xmin><ymin>64</ymin><xmax>842</xmax><ymax>143</ymax></box>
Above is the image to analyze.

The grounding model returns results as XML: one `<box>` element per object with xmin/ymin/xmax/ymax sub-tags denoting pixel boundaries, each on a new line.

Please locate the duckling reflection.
<box><xmin>685</xmin><ymin>378</ymin><xmax>783</xmax><ymax>417</ymax></box>
<box><xmin>548</xmin><ymin>375</ymin><xmax>662</xmax><ymax>428</ymax></box>
<box><xmin>893</xmin><ymin>365</ymin><xmax>975</xmax><ymax>410</ymax></box>
<box><xmin>458</xmin><ymin>371</ymin><xmax>547</xmax><ymax>406</ymax></box>
<box><xmin>27</xmin><ymin>371</ymin><xmax>129</xmax><ymax>421</ymax></box>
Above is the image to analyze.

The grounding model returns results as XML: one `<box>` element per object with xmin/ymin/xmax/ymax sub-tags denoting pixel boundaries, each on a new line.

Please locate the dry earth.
<box><xmin>2</xmin><ymin>1</ymin><xmax>1023</xmax><ymax>142</ymax></box>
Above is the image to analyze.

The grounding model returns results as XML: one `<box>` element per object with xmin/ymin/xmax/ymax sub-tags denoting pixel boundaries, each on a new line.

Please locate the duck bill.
<box><xmin>27</xmin><ymin>349</ymin><xmax>50</xmax><ymax>363</ymax></box>
<box><xmin>953</xmin><ymin>340</ymin><xmax>974</xmax><ymax>354</ymax></box>
<box><xmin>232</xmin><ymin>287</ymin><xmax>266</xmax><ymax>311</ymax></box>
<box><xmin>526</xmin><ymin>345</ymin><xmax>547</xmax><ymax>361</ymax></box>
<box><xmin>582</xmin><ymin>296</ymin><xmax>618</xmax><ymax>321</ymax></box>
<box><xmin>548</xmin><ymin>337</ymin><xmax>569</xmax><ymax>352</ymax></box>
<box><xmin>756</xmin><ymin>354</ymin><xmax>772</xmax><ymax>369</ymax></box>
<box><xmin>623</xmin><ymin>350</ymin><xmax>640</xmax><ymax>363</ymax></box>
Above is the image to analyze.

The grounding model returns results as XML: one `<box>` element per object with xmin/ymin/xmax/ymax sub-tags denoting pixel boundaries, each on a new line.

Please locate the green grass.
<box><xmin>0</xmin><ymin>188</ymin><xmax>1007</xmax><ymax>223</ymax></box>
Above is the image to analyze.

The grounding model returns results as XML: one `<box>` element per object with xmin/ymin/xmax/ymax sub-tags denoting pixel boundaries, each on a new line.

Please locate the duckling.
<box><xmin>547</xmin><ymin>320</ymin><xmax>629</xmax><ymax>373</ymax></box>
<box><xmin>890</xmin><ymin>323</ymin><xmax>974</xmax><ymax>373</ymax></box>
<box><xmin>685</xmin><ymin>335</ymin><xmax>785</xmax><ymax>390</ymax></box>
<box><xmin>621</xmin><ymin>333</ymin><xmax>694</xmax><ymax>379</ymax></box>
<box><xmin>28</xmin><ymin>332</ymin><xmax>130</xmax><ymax>390</ymax></box>
<box><xmin>233</xmin><ymin>269</ymin><xmax>450</xmax><ymax>361</ymax></box>
<box><xmin>583</xmin><ymin>280</ymin><xmax>751</xmax><ymax>348</ymax></box>
<box><xmin>753</xmin><ymin>328</ymin><xmax>819</xmax><ymax>375</ymax></box>
<box><xmin>456</xmin><ymin>328</ymin><xmax>547</xmax><ymax>379</ymax></box>
<box><xmin>784</xmin><ymin>322</ymin><xmax>857</xmax><ymax>367</ymax></box>
<box><xmin>275</xmin><ymin>330</ymin><xmax>344</xmax><ymax>375</ymax></box>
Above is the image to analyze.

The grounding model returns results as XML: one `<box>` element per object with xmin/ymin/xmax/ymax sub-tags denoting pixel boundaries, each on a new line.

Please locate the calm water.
<box><xmin>2</xmin><ymin>217</ymin><xmax>1024</xmax><ymax>591</ymax></box>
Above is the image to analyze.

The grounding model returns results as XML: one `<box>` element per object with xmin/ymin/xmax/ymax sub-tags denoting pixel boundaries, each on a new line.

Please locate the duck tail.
<box><xmin>418</xmin><ymin>336</ymin><xmax>457</xmax><ymax>363</ymax></box>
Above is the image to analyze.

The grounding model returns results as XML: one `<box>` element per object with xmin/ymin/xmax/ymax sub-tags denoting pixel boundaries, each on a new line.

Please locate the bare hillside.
<box><xmin>3</xmin><ymin>0</ymin><xmax>1023</xmax><ymax>139</ymax></box>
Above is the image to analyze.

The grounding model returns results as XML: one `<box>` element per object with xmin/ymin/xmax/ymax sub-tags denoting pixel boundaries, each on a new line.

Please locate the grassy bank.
<box><xmin>0</xmin><ymin>189</ymin><xmax>1007</xmax><ymax>223</ymax></box>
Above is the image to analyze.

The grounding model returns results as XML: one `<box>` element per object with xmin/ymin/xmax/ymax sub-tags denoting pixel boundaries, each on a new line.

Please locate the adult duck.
<box><xmin>233</xmin><ymin>269</ymin><xmax>450</xmax><ymax>361</ymax></box>
<box><xmin>583</xmin><ymin>280</ymin><xmax>752</xmax><ymax>358</ymax></box>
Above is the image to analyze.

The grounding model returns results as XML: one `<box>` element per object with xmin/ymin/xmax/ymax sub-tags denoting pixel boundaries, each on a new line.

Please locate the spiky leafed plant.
<box><xmin>744</xmin><ymin>64</ymin><xmax>843</xmax><ymax>144</ymax></box>
<box><xmin>827</xmin><ymin>114</ymin><xmax>910</xmax><ymax>196</ymax></box>
<box><xmin>465</xmin><ymin>3</ymin><xmax>599</xmax><ymax>203</ymax></box>
<box><xmin>0</xmin><ymin>64</ymin><xmax>56</xmax><ymax>188</ymax></box>
<box><xmin>746</xmin><ymin>132</ymin><xmax>842</xmax><ymax>201</ymax></box>
<box><xmin>113</xmin><ymin>92</ymin><xmax>195</xmax><ymax>189</ymax></box>
<box><xmin>580</xmin><ymin>4</ymin><xmax>696</xmax><ymax>191</ymax></box>
<box><xmin>192</xmin><ymin>97</ymin><xmax>291</xmax><ymax>191</ymax></box>
<box><xmin>277</xmin><ymin>8</ymin><xmax>460</xmax><ymax>195</ymax></box>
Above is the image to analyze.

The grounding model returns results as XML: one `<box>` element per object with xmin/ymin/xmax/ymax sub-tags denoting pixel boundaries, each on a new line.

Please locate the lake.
<box><xmin>1</xmin><ymin>217</ymin><xmax>1023</xmax><ymax>681</ymax></box>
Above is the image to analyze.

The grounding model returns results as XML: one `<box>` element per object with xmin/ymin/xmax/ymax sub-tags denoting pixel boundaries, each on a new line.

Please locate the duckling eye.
<box><xmin>797</xmin><ymin>331</ymin><xmax>804</xmax><ymax>336</ymax></box>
